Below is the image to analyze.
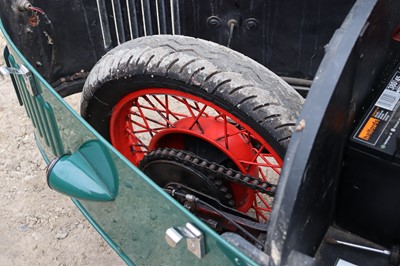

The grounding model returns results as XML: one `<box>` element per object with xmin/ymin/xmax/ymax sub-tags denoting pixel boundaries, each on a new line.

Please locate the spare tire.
<box><xmin>81</xmin><ymin>35</ymin><xmax>303</xmax><ymax>222</ymax></box>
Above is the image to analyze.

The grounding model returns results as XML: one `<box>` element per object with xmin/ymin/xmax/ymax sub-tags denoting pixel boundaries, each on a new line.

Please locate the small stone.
<box><xmin>55</xmin><ymin>229</ymin><xmax>68</xmax><ymax>240</ymax></box>
<box><xmin>18</xmin><ymin>224</ymin><xmax>30</xmax><ymax>232</ymax></box>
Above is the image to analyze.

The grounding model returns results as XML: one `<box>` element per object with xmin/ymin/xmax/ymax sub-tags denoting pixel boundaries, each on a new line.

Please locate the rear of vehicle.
<box><xmin>1</xmin><ymin>0</ymin><xmax>400</xmax><ymax>265</ymax></box>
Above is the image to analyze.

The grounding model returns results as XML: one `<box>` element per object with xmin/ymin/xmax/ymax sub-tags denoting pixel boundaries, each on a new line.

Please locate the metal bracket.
<box><xmin>165</xmin><ymin>223</ymin><xmax>206</xmax><ymax>259</ymax></box>
<box><xmin>0</xmin><ymin>65</ymin><xmax>28</xmax><ymax>79</ymax></box>
<box><xmin>0</xmin><ymin>65</ymin><xmax>39</xmax><ymax>96</ymax></box>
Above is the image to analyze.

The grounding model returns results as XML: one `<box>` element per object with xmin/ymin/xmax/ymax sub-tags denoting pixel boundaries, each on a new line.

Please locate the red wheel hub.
<box><xmin>110</xmin><ymin>88</ymin><xmax>282</xmax><ymax>221</ymax></box>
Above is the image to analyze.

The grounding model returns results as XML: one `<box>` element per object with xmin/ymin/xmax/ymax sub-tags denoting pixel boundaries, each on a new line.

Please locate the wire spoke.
<box><xmin>113</xmin><ymin>91</ymin><xmax>283</xmax><ymax>223</ymax></box>
<box><xmin>141</xmin><ymin>95</ymin><xmax>176</xmax><ymax>127</ymax></box>
<box><xmin>253</xmin><ymin>202</ymin><xmax>269</xmax><ymax>221</ymax></box>
<box><xmin>131</xmin><ymin>103</ymin><xmax>187</xmax><ymax>119</ymax></box>
<box><xmin>256</xmin><ymin>192</ymin><xmax>272</xmax><ymax>211</ymax></box>
<box><xmin>150</xmin><ymin>94</ymin><xmax>181</xmax><ymax>122</ymax></box>
<box><xmin>125</xmin><ymin>127</ymin><xmax>149</xmax><ymax>152</ymax></box>
<box><xmin>188</xmin><ymin>105</ymin><xmax>207</xmax><ymax>132</ymax></box>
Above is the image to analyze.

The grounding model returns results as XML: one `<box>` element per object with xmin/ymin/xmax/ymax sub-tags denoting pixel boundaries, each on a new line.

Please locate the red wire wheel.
<box><xmin>110</xmin><ymin>88</ymin><xmax>281</xmax><ymax>216</ymax></box>
<box><xmin>81</xmin><ymin>35</ymin><xmax>303</xmax><ymax>223</ymax></box>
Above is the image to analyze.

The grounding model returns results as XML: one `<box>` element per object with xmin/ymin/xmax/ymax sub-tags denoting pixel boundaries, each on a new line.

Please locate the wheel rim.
<box><xmin>110</xmin><ymin>88</ymin><xmax>282</xmax><ymax>222</ymax></box>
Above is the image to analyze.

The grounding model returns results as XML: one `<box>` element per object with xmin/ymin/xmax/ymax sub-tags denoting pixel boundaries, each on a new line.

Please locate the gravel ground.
<box><xmin>0</xmin><ymin>35</ymin><xmax>125</xmax><ymax>265</ymax></box>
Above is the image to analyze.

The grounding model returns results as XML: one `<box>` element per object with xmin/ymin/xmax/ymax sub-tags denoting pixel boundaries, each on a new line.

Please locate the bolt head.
<box><xmin>207</xmin><ymin>16</ymin><xmax>221</xmax><ymax>29</ymax></box>
<box><xmin>245</xmin><ymin>18</ymin><xmax>260</xmax><ymax>31</ymax></box>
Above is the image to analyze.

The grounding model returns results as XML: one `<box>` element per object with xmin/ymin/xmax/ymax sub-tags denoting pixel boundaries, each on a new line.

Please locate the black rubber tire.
<box><xmin>81</xmin><ymin>35</ymin><xmax>303</xmax><ymax>157</ymax></box>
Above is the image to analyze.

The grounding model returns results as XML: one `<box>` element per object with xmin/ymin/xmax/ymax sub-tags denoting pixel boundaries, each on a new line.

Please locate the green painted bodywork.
<box><xmin>5</xmin><ymin>49</ymin><xmax>65</xmax><ymax>157</ymax></box>
<box><xmin>0</xmin><ymin>19</ymin><xmax>258</xmax><ymax>266</ymax></box>
<box><xmin>47</xmin><ymin>140</ymin><xmax>119</xmax><ymax>201</ymax></box>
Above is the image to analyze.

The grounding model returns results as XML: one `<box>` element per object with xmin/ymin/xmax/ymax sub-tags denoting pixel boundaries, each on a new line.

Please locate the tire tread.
<box><xmin>81</xmin><ymin>35</ymin><xmax>304</xmax><ymax>153</ymax></box>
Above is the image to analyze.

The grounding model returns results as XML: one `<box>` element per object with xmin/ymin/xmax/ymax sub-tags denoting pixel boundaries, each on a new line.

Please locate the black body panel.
<box><xmin>266</xmin><ymin>0</ymin><xmax>400</xmax><ymax>264</ymax></box>
<box><xmin>0</xmin><ymin>0</ymin><xmax>355</xmax><ymax>89</ymax></box>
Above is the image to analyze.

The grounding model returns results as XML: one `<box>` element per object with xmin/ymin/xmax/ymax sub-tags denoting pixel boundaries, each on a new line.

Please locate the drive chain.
<box><xmin>139</xmin><ymin>148</ymin><xmax>277</xmax><ymax>197</ymax></box>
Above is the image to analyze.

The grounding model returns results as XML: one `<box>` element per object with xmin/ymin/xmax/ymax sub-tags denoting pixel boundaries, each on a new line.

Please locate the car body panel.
<box><xmin>0</xmin><ymin>19</ymin><xmax>257</xmax><ymax>266</ymax></box>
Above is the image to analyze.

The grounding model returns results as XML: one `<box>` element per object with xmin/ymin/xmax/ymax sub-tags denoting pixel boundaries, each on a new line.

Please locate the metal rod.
<box><xmin>128</xmin><ymin>0</ymin><xmax>139</xmax><ymax>38</ymax></box>
<box><xmin>96</xmin><ymin>0</ymin><xmax>109</xmax><ymax>48</ymax></box>
<box><xmin>157</xmin><ymin>0</ymin><xmax>167</xmax><ymax>34</ymax></box>
<box><xmin>326</xmin><ymin>238</ymin><xmax>391</xmax><ymax>256</ymax></box>
<box><xmin>280</xmin><ymin>76</ymin><xmax>313</xmax><ymax>87</ymax></box>
<box><xmin>335</xmin><ymin>240</ymin><xmax>390</xmax><ymax>255</ymax></box>
<box><xmin>155</xmin><ymin>0</ymin><xmax>161</xmax><ymax>34</ymax></box>
<box><xmin>111</xmin><ymin>0</ymin><xmax>121</xmax><ymax>44</ymax></box>
<box><xmin>140</xmin><ymin>0</ymin><xmax>147</xmax><ymax>36</ymax></box>
<box><xmin>143</xmin><ymin>0</ymin><xmax>153</xmax><ymax>35</ymax></box>
<box><xmin>169</xmin><ymin>0</ymin><xmax>175</xmax><ymax>35</ymax></box>
<box><xmin>126</xmin><ymin>0</ymin><xmax>134</xmax><ymax>39</ymax></box>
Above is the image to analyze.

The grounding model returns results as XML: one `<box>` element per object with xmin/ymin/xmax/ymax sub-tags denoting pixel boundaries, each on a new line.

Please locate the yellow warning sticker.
<box><xmin>358</xmin><ymin>117</ymin><xmax>380</xmax><ymax>141</ymax></box>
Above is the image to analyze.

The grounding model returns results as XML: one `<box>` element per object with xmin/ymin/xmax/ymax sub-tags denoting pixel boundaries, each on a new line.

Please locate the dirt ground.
<box><xmin>0</xmin><ymin>36</ymin><xmax>125</xmax><ymax>265</ymax></box>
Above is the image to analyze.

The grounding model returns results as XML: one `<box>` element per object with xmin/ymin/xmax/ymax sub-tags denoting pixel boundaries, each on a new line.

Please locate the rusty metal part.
<box><xmin>28</xmin><ymin>14</ymin><xmax>39</xmax><ymax>27</ymax></box>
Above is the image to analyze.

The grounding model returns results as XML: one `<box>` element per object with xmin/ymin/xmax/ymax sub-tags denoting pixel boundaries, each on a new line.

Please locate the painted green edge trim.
<box><xmin>35</xmin><ymin>133</ymin><xmax>51</xmax><ymax>164</ymax></box>
<box><xmin>36</xmin><ymin>96</ymin><xmax>52</xmax><ymax>147</ymax></box>
<box><xmin>3</xmin><ymin>46</ymin><xmax>23</xmax><ymax>105</ymax></box>
<box><xmin>43</xmin><ymin>102</ymin><xmax>65</xmax><ymax>156</ymax></box>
